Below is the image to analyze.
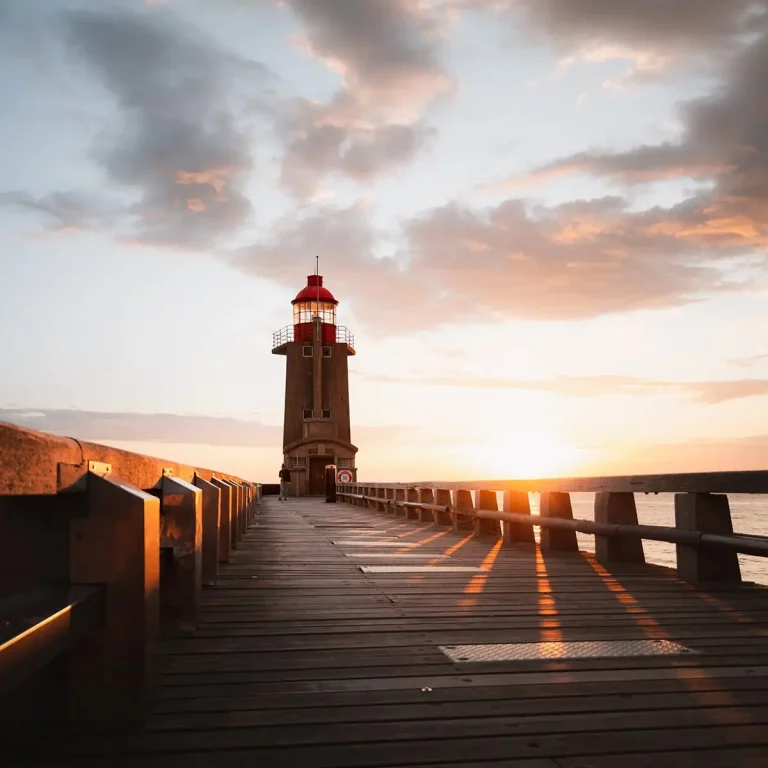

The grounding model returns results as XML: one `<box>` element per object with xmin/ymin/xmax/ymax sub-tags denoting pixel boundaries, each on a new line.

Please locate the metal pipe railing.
<box><xmin>336</xmin><ymin>488</ymin><xmax>768</xmax><ymax>560</ymax></box>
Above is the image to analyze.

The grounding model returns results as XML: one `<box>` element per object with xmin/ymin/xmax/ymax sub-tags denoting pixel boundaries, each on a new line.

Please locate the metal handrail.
<box><xmin>272</xmin><ymin>325</ymin><xmax>355</xmax><ymax>350</ymax></box>
<box><xmin>336</xmin><ymin>326</ymin><xmax>355</xmax><ymax>347</ymax></box>
<box><xmin>272</xmin><ymin>325</ymin><xmax>293</xmax><ymax>348</ymax></box>
<box><xmin>336</xmin><ymin>490</ymin><xmax>768</xmax><ymax>558</ymax></box>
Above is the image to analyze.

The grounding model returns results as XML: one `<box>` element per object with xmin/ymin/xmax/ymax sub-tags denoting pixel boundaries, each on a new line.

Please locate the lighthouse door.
<box><xmin>308</xmin><ymin>456</ymin><xmax>328</xmax><ymax>496</ymax></box>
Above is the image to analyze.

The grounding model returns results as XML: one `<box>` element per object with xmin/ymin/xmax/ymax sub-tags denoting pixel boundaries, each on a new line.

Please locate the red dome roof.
<box><xmin>292</xmin><ymin>275</ymin><xmax>338</xmax><ymax>305</ymax></box>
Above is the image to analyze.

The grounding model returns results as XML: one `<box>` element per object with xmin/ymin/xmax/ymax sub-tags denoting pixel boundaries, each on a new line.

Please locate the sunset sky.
<box><xmin>1</xmin><ymin>0</ymin><xmax>767</xmax><ymax>482</ymax></box>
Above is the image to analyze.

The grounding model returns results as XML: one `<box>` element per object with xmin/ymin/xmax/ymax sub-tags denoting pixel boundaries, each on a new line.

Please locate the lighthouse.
<box><xmin>272</xmin><ymin>270</ymin><xmax>358</xmax><ymax>496</ymax></box>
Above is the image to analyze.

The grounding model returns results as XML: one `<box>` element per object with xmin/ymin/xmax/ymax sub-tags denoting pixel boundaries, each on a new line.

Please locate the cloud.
<box><xmin>275</xmin><ymin>0</ymin><xmax>451</xmax><ymax>197</ymax></box>
<box><xmin>0</xmin><ymin>190</ymin><xmax>121</xmax><ymax>232</ymax></box>
<box><xmin>0</xmin><ymin>409</ymin><xmax>416</xmax><ymax>447</ymax></box>
<box><xmin>233</xmin><ymin>191</ymin><xmax>758</xmax><ymax>331</ymax></box>
<box><xmin>235</xmin><ymin>10</ymin><xmax>768</xmax><ymax>327</ymax></box>
<box><xmin>286</xmin><ymin>0</ymin><xmax>450</xmax><ymax>108</ymax></box>
<box><xmin>2</xmin><ymin>6</ymin><xmax>271</xmax><ymax>249</ymax></box>
<box><xmin>358</xmin><ymin>373</ymin><xmax>768</xmax><ymax>404</ymax></box>
<box><xmin>514</xmin><ymin>26</ymin><xmax>768</xmax><ymax>191</ymax></box>
<box><xmin>730</xmin><ymin>353</ymin><xmax>768</xmax><ymax>368</ymax></box>
<box><xmin>588</xmin><ymin>432</ymin><xmax>768</xmax><ymax>475</ymax></box>
<box><xmin>492</xmin><ymin>28</ymin><xmax>768</xmax><ymax>270</ymax></box>
<box><xmin>67</xmin><ymin>7</ymin><xmax>270</xmax><ymax>248</ymax></box>
<box><xmin>276</xmin><ymin>96</ymin><xmax>436</xmax><ymax>198</ymax></box>
<box><xmin>463</xmin><ymin>0</ymin><xmax>768</xmax><ymax>84</ymax></box>
<box><xmin>1</xmin><ymin>409</ymin><xmax>280</xmax><ymax>447</ymax></box>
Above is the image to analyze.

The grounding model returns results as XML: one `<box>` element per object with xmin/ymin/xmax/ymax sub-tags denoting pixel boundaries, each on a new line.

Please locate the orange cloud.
<box><xmin>175</xmin><ymin>169</ymin><xmax>231</xmax><ymax>198</ymax></box>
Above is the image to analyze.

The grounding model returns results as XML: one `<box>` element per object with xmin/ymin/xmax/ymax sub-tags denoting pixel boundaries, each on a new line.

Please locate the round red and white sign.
<box><xmin>337</xmin><ymin>469</ymin><xmax>353</xmax><ymax>484</ymax></box>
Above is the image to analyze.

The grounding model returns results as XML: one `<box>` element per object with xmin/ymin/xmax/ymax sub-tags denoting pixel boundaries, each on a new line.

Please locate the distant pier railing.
<box><xmin>337</xmin><ymin>471</ymin><xmax>768</xmax><ymax>586</ymax></box>
<box><xmin>0</xmin><ymin>421</ymin><xmax>261</xmax><ymax>738</ymax></box>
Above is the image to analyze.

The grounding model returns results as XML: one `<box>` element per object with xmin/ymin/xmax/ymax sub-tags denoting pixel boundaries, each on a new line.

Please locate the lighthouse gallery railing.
<box><xmin>272</xmin><ymin>324</ymin><xmax>355</xmax><ymax>350</ymax></box>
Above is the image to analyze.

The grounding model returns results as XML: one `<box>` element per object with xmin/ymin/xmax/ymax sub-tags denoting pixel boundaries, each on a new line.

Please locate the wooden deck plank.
<box><xmin>16</xmin><ymin>497</ymin><xmax>768</xmax><ymax>767</ymax></box>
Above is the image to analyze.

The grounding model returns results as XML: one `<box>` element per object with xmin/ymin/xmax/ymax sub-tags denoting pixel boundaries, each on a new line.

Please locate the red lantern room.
<box><xmin>272</xmin><ymin>271</ymin><xmax>355</xmax><ymax>353</ymax></box>
<box><xmin>292</xmin><ymin>275</ymin><xmax>337</xmax><ymax>344</ymax></box>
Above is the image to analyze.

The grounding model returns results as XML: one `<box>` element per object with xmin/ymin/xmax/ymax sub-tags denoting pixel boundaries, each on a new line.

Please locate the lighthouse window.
<box><xmin>302</xmin><ymin>346</ymin><xmax>313</xmax><ymax>357</ymax></box>
<box><xmin>322</xmin><ymin>409</ymin><xmax>331</xmax><ymax>419</ymax></box>
<box><xmin>303</xmin><ymin>409</ymin><xmax>313</xmax><ymax>419</ymax></box>
<box><xmin>294</xmin><ymin>302</ymin><xmax>337</xmax><ymax>326</ymax></box>
<box><xmin>322</xmin><ymin>346</ymin><xmax>331</xmax><ymax>357</ymax></box>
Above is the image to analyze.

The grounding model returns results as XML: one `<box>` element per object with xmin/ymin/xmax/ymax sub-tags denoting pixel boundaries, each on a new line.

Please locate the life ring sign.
<box><xmin>337</xmin><ymin>469</ymin><xmax>353</xmax><ymax>484</ymax></box>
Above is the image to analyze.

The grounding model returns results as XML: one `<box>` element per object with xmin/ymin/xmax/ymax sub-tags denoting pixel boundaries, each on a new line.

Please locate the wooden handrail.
<box><xmin>0</xmin><ymin>421</ymin><xmax>259</xmax><ymax>495</ymax></box>
<box><xmin>0</xmin><ymin>586</ymin><xmax>104</xmax><ymax>696</ymax></box>
<box><xmin>337</xmin><ymin>491</ymin><xmax>768</xmax><ymax>554</ymax></box>
<box><xmin>0</xmin><ymin>421</ymin><xmax>262</xmax><ymax>736</ymax></box>
<box><xmin>337</xmin><ymin>480</ymin><xmax>768</xmax><ymax>586</ymax></box>
<box><xmin>345</xmin><ymin>470</ymin><xmax>768</xmax><ymax>494</ymax></box>
<box><xmin>339</xmin><ymin>490</ymin><xmax>767</xmax><ymax>546</ymax></box>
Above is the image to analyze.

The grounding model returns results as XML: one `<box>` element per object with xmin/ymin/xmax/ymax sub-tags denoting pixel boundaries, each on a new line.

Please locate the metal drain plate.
<box><xmin>315</xmin><ymin>524</ymin><xmax>377</xmax><ymax>529</ymax></box>
<box><xmin>333</xmin><ymin>540</ymin><xmax>416</xmax><ymax>547</ymax></box>
<box><xmin>346</xmin><ymin>553</ymin><xmax>449</xmax><ymax>559</ymax></box>
<box><xmin>328</xmin><ymin>530</ymin><xmax>383</xmax><ymax>535</ymax></box>
<box><xmin>439</xmin><ymin>640</ymin><xmax>697</xmax><ymax>663</ymax></box>
<box><xmin>360</xmin><ymin>566</ymin><xmax>488</xmax><ymax>573</ymax></box>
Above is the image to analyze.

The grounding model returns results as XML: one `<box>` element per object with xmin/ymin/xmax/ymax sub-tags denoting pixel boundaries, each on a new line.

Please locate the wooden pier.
<box><xmin>7</xmin><ymin>497</ymin><xmax>767</xmax><ymax>766</ymax></box>
<box><xmin>2</xmin><ymin>422</ymin><xmax>768</xmax><ymax>766</ymax></box>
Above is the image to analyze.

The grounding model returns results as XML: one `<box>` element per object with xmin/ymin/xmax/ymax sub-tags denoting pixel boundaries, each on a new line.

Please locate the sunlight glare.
<box><xmin>451</xmin><ymin>425</ymin><xmax>588</xmax><ymax>479</ymax></box>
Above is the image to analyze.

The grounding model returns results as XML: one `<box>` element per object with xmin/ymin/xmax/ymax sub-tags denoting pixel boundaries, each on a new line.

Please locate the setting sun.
<box><xmin>449</xmin><ymin>425</ymin><xmax>589</xmax><ymax>479</ymax></box>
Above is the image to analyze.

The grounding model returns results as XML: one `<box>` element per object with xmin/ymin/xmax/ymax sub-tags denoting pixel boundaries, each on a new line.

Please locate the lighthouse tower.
<box><xmin>272</xmin><ymin>271</ymin><xmax>358</xmax><ymax>496</ymax></box>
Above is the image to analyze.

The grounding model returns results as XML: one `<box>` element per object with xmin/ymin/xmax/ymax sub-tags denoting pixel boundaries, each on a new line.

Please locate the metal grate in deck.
<box><xmin>345</xmin><ymin>553</ymin><xmax>450</xmax><ymax>559</ymax></box>
<box><xmin>439</xmin><ymin>639</ymin><xmax>697</xmax><ymax>663</ymax></box>
<box><xmin>359</xmin><ymin>566</ymin><xmax>488</xmax><ymax>573</ymax></box>
<box><xmin>333</xmin><ymin>540</ymin><xmax>416</xmax><ymax>547</ymax></box>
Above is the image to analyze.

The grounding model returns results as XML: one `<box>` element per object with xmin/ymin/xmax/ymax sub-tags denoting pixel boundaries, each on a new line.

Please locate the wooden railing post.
<box><xmin>220</xmin><ymin>479</ymin><xmax>239</xmax><ymax>550</ymax></box>
<box><xmin>241</xmin><ymin>484</ymin><xmax>249</xmax><ymax>524</ymax></box>
<box><xmin>452</xmin><ymin>489</ymin><xmax>474</xmax><ymax>532</ymax></box>
<box><xmin>193</xmin><ymin>474</ymin><xmax>220</xmax><ymax>587</ymax></box>
<box><xmin>210</xmin><ymin>478</ymin><xmax>232</xmax><ymax>562</ymax></box>
<box><xmin>418</xmin><ymin>488</ymin><xmax>434</xmax><ymax>523</ymax></box>
<box><xmin>69</xmin><ymin>473</ymin><xmax>159</xmax><ymax>729</ymax></box>
<box><xmin>244</xmin><ymin>484</ymin><xmax>253</xmax><ymax>524</ymax></box>
<box><xmin>227</xmin><ymin>481</ymin><xmax>241</xmax><ymax>541</ymax></box>
<box><xmin>376</xmin><ymin>487</ymin><xmax>386</xmax><ymax>512</ymax></box>
<box><xmin>502</xmin><ymin>490</ymin><xmax>535</xmax><ymax>544</ymax></box>
<box><xmin>232</xmin><ymin>481</ymin><xmax>246</xmax><ymax>537</ymax></box>
<box><xmin>160</xmin><ymin>476</ymin><xmax>202</xmax><ymax>635</ymax></box>
<box><xmin>433</xmin><ymin>489</ymin><xmax>453</xmax><ymax>525</ymax></box>
<box><xmin>385</xmin><ymin>487</ymin><xmax>395</xmax><ymax>513</ymax></box>
<box><xmin>395</xmin><ymin>487</ymin><xmax>406</xmax><ymax>516</ymax></box>
<box><xmin>594</xmin><ymin>492</ymin><xmax>645</xmax><ymax>566</ymax></box>
<box><xmin>475</xmin><ymin>490</ymin><xmax>500</xmax><ymax>537</ymax></box>
<box><xmin>229</xmin><ymin>480</ymin><xmax>245</xmax><ymax>542</ymax></box>
<box><xmin>539</xmin><ymin>492</ymin><xmax>578</xmax><ymax>552</ymax></box>
<box><xmin>675</xmin><ymin>493</ymin><xmax>741</xmax><ymax>584</ymax></box>
<box><xmin>406</xmin><ymin>487</ymin><xmax>419</xmax><ymax>520</ymax></box>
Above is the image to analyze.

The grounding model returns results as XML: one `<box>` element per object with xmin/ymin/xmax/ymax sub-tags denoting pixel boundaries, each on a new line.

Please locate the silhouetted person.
<box><xmin>278</xmin><ymin>463</ymin><xmax>291</xmax><ymax>501</ymax></box>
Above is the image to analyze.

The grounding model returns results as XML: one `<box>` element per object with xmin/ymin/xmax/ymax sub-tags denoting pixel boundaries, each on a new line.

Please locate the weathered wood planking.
<box><xmin>15</xmin><ymin>497</ymin><xmax>768</xmax><ymax>767</ymax></box>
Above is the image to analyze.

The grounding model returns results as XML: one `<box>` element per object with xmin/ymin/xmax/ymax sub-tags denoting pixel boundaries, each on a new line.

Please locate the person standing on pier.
<box><xmin>278</xmin><ymin>463</ymin><xmax>291</xmax><ymax>501</ymax></box>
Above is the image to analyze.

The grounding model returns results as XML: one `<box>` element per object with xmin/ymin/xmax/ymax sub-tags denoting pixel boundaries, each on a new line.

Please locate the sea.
<box><xmin>491</xmin><ymin>492</ymin><xmax>768</xmax><ymax>585</ymax></box>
